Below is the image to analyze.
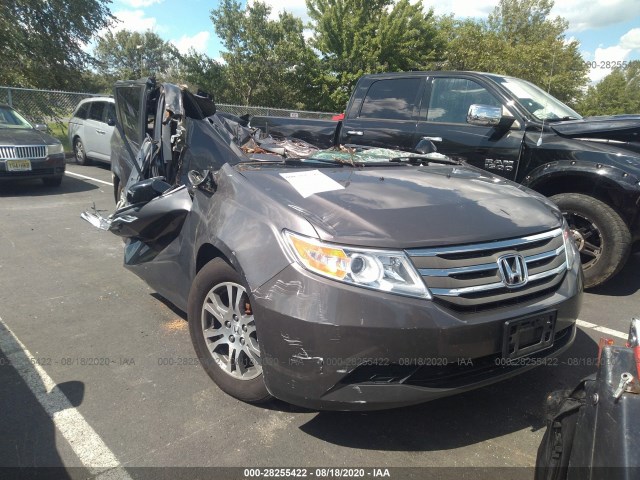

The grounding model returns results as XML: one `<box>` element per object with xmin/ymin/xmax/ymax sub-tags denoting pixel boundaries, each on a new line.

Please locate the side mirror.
<box><xmin>467</xmin><ymin>104</ymin><xmax>502</xmax><ymax>127</ymax></box>
<box><xmin>34</xmin><ymin>123</ymin><xmax>48</xmax><ymax>132</ymax></box>
<box><xmin>107</xmin><ymin>118</ymin><xmax>115</xmax><ymax>126</ymax></box>
<box><xmin>414</xmin><ymin>139</ymin><xmax>437</xmax><ymax>155</ymax></box>
<box><xmin>127</xmin><ymin>177</ymin><xmax>172</xmax><ymax>204</ymax></box>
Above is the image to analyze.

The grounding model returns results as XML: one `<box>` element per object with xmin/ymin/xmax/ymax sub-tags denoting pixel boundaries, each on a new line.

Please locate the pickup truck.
<box><xmin>250</xmin><ymin>71</ymin><xmax>640</xmax><ymax>289</ymax></box>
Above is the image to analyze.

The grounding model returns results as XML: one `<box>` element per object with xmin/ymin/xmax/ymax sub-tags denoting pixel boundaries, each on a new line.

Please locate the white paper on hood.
<box><xmin>279</xmin><ymin>169</ymin><xmax>344</xmax><ymax>198</ymax></box>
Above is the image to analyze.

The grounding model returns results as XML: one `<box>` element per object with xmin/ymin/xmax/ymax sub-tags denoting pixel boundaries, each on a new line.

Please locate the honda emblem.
<box><xmin>498</xmin><ymin>254</ymin><xmax>528</xmax><ymax>288</ymax></box>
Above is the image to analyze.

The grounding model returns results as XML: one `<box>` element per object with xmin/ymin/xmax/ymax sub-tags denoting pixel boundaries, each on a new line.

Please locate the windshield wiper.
<box><xmin>389</xmin><ymin>155</ymin><xmax>461</xmax><ymax>166</ymax></box>
<box><xmin>546</xmin><ymin>116</ymin><xmax>579</xmax><ymax>122</ymax></box>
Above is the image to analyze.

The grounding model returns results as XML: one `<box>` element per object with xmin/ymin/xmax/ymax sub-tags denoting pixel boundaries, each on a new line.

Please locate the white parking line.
<box><xmin>0</xmin><ymin>316</ymin><xmax>131</xmax><ymax>478</ymax></box>
<box><xmin>576</xmin><ymin>319</ymin><xmax>628</xmax><ymax>340</ymax></box>
<box><xmin>66</xmin><ymin>170</ymin><xmax>114</xmax><ymax>186</ymax></box>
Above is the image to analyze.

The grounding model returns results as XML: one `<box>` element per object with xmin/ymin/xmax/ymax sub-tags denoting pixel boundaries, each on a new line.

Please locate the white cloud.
<box><xmin>119</xmin><ymin>0</ymin><xmax>163</xmax><ymax>7</ymax></box>
<box><xmin>589</xmin><ymin>45</ymin><xmax>632</xmax><ymax>82</ymax></box>
<box><xmin>171</xmin><ymin>31</ymin><xmax>211</xmax><ymax>55</ymax></box>
<box><xmin>564</xmin><ymin>35</ymin><xmax>578</xmax><ymax>46</ymax></box>
<box><xmin>620</xmin><ymin>27</ymin><xmax>640</xmax><ymax>49</ymax></box>
<box><xmin>552</xmin><ymin>0</ymin><xmax>640</xmax><ymax>32</ymax></box>
<box><xmin>584</xmin><ymin>26</ymin><xmax>640</xmax><ymax>83</ymax></box>
<box><xmin>418</xmin><ymin>0</ymin><xmax>639</xmax><ymax>33</ymax></box>
<box><xmin>303</xmin><ymin>28</ymin><xmax>313</xmax><ymax>41</ymax></box>
<box><xmin>250</xmin><ymin>0</ymin><xmax>639</xmax><ymax>31</ymax></box>
<box><xmin>112</xmin><ymin>9</ymin><xmax>158</xmax><ymax>32</ymax></box>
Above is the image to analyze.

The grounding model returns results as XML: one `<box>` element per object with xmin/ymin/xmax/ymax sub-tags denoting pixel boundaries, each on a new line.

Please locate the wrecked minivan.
<box><xmin>83</xmin><ymin>78</ymin><xmax>583</xmax><ymax>410</ymax></box>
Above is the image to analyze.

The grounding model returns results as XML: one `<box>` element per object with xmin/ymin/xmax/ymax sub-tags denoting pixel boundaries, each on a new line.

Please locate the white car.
<box><xmin>68</xmin><ymin>97</ymin><xmax>115</xmax><ymax>165</ymax></box>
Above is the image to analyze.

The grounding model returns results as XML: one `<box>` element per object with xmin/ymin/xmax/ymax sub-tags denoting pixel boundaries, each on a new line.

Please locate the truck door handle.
<box><xmin>346</xmin><ymin>130</ymin><xmax>364</xmax><ymax>136</ymax></box>
<box><xmin>422</xmin><ymin>136</ymin><xmax>442</xmax><ymax>142</ymax></box>
<box><xmin>96</xmin><ymin>129</ymin><xmax>106</xmax><ymax>135</ymax></box>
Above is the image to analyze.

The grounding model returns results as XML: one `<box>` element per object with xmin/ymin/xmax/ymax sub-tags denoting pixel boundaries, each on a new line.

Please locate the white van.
<box><xmin>68</xmin><ymin>97</ymin><xmax>116</xmax><ymax>165</ymax></box>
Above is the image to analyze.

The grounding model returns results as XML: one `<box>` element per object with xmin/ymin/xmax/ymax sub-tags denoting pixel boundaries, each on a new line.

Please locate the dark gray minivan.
<box><xmin>84</xmin><ymin>79</ymin><xmax>583</xmax><ymax>410</ymax></box>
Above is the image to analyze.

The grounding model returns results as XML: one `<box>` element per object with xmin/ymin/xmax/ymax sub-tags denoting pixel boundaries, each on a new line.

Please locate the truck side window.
<box><xmin>426</xmin><ymin>78</ymin><xmax>501</xmax><ymax>124</ymax></box>
<box><xmin>359</xmin><ymin>78</ymin><xmax>421</xmax><ymax>120</ymax></box>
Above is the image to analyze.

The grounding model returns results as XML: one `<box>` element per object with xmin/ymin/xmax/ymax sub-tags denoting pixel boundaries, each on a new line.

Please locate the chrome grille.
<box><xmin>407</xmin><ymin>228</ymin><xmax>568</xmax><ymax>312</ymax></box>
<box><xmin>0</xmin><ymin>145</ymin><xmax>47</xmax><ymax>159</ymax></box>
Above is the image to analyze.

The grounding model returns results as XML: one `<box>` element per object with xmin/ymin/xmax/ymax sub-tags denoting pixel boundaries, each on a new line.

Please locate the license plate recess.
<box><xmin>502</xmin><ymin>311</ymin><xmax>556</xmax><ymax>359</ymax></box>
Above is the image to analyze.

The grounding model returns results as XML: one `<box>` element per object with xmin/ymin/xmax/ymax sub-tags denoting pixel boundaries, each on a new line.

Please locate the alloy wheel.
<box><xmin>200</xmin><ymin>281</ymin><xmax>261</xmax><ymax>380</ymax></box>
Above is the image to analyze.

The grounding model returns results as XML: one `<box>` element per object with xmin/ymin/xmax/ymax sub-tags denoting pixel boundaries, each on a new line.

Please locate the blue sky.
<box><xmin>110</xmin><ymin>0</ymin><xmax>640</xmax><ymax>84</ymax></box>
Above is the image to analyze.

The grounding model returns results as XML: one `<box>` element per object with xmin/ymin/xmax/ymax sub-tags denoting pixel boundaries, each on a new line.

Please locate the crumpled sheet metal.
<box><xmin>239</xmin><ymin>135</ymin><xmax>319</xmax><ymax>159</ymax></box>
<box><xmin>258</xmin><ymin>137</ymin><xmax>319</xmax><ymax>158</ymax></box>
<box><xmin>163</xmin><ymin>83</ymin><xmax>184</xmax><ymax>119</ymax></box>
<box><xmin>80</xmin><ymin>208</ymin><xmax>112</xmax><ymax>231</ymax></box>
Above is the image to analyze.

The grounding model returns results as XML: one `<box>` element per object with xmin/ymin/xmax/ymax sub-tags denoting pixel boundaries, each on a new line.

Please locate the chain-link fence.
<box><xmin>0</xmin><ymin>87</ymin><xmax>98</xmax><ymax>125</ymax></box>
<box><xmin>0</xmin><ymin>86</ymin><xmax>337</xmax><ymax>124</ymax></box>
<box><xmin>217</xmin><ymin>103</ymin><xmax>336</xmax><ymax>120</ymax></box>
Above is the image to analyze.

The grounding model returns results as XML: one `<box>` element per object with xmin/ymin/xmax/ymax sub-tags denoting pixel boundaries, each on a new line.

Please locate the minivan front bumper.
<box><xmin>252</xmin><ymin>259</ymin><xmax>583</xmax><ymax>411</ymax></box>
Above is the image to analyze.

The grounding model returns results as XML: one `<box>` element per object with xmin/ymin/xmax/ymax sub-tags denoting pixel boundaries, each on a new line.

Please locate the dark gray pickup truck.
<box><xmin>251</xmin><ymin>71</ymin><xmax>640</xmax><ymax>288</ymax></box>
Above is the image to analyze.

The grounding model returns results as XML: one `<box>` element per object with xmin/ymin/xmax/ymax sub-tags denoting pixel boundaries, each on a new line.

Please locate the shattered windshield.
<box><xmin>491</xmin><ymin>76</ymin><xmax>582</xmax><ymax>121</ymax></box>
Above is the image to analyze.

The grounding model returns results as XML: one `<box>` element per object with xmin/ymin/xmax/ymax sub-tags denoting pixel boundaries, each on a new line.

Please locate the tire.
<box><xmin>73</xmin><ymin>137</ymin><xmax>89</xmax><ymax>165</ymax></box>
<box><xmin>551</xmin><ymin>193</ymin><xmax>631</xmax><ymax>288</ymax></box>
<box><xmin>188</xmin><ymin>258</ymin><xmax>271</xmax><ymax>403</ymax></box>
<box><xmin>42</xmin><ymin>175</ymin><xmax>63</xmax><ymax>187</ymax></box>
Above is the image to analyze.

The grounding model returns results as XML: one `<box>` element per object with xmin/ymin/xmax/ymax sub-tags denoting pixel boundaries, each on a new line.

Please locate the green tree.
<box><xmin>0</xmin><ymin>0</ymin><xmax>114</xmax><ymax>89</ymax></box>
<box><xmin>440</xmin><ymin>0</ymin><xmax>588</xmax><ymax>105</ymax></box>
<box><xmin>211</xmin><ymin>0</ymin><xmax>319</xmax><ymax>108</ymax></box>
<box><xmin>306</xmin><ymin>0</ymin><xmax>441</xmax><ymax>110</ymax></box>
<box><xmin>175</xmin><ymin>50</ymin><xmax>231</xmax><ymax>103</ymax></box>
<box><xmin>576</xmin><ymin>61</ymin><xmax>640</xmax><ymax>116</ymax></box>
<box><xmin>94</xmin><ymin>30</ymin><xmax>181</xmax><ymax>84</ymax></box>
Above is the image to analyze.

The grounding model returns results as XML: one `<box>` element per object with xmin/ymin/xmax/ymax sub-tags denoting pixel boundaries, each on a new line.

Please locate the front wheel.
<box><xmin>550</xmin><ymin>193</ymin><xmax>631</xmax><ymax>288</ymax></box>
<box><xmin>187</xmin><ymin>258</ymin><xmax>271</xmax><ymax>403</ymax></box>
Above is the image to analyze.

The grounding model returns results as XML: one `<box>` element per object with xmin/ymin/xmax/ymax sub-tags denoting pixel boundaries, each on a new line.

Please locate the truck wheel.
<box><xmin>550</xmin><ymin>193</ymin><xmax>631</xmax><ymax>288</ymax></box>
<box><xmin>187</xmin><ymin>258</ymin><xmax>271</xmax><ymax>403</ymax></box>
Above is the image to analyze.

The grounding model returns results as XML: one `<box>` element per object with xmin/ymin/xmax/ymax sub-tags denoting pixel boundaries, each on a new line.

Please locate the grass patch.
<box><xmin>47</xmin><ymin>122</ymin><xmax>70</xmax><ymax>152</ymax></box>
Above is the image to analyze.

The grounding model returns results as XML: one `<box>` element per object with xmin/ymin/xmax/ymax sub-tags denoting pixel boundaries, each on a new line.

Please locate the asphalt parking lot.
<box><xmin>1</xmin><ymin>161</ymin><xmax>639</xmax><ymax>479</ymax></box>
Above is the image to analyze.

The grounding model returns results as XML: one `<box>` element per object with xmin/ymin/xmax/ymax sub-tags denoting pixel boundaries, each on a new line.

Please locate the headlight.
<box><xmin>47</xmin><ymin>143</ymin><xmax>64</xmax><ymax>155</ymax></box>
<box><xmin>562</xmin><ymin>219</ymin><xmax>578</xmax><ymax>269</ymax></box>
<box><xmin>283</xmin><ymin>230</ymin><xmax>431</xmax><ymax>299</ymax></box>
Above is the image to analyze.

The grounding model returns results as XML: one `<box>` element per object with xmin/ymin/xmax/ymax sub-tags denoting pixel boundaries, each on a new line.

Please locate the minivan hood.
<box><xmin>0</xmin><ymin>128</ymin><xmax>57</xmax><ymax>146</ymax></box>
<box><xmin>550</xmin><ymin>115</ymin><xmax>640</xmax><ymax>143</ymax></box>
<box><xmin>238</xmin><ymin>165</ymin><xmax>562</xmax><ymax>248</ymax></box>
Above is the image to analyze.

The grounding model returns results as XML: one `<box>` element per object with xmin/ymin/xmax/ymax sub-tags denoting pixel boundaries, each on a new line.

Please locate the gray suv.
<box><xmin>83</xmin><ymin>79</ymin><xmax>583</xmax><ymax>411</ymax></box>
<box><xmin>68</xmin><ymin>97</ymin><xmax>116</xmax><ymax>165</ymax></box>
